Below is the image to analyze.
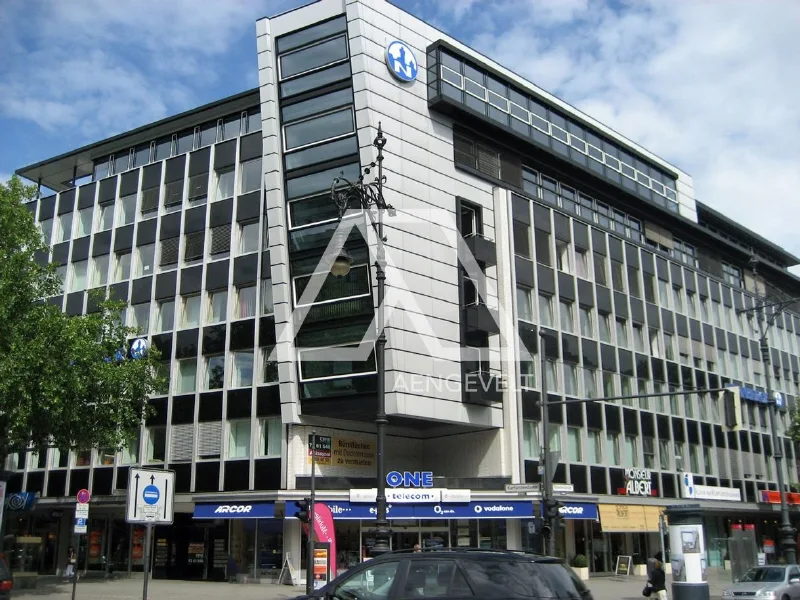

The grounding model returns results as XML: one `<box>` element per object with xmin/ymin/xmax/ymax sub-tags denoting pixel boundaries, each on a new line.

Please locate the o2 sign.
<box><xmin>386</xmin><ymin>471</ymin><xmax>433</xmax><ymax>488</ymax></box>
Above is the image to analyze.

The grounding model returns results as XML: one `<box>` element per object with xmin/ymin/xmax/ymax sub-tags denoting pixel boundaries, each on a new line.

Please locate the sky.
<box><xmin>0</xmin><ymin>0</ymin><xmax>798</xmax><ymax>260</ymax></box>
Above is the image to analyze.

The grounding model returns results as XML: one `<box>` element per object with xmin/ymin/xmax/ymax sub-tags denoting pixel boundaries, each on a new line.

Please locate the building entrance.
<box><xmin>392</xmin><ymin>531</ymin><xmax>418</xmax><ymax>551</ymax></box>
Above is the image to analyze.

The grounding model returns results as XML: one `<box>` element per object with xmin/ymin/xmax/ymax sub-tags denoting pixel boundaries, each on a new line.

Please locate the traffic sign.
<box><xmin>505</xmin><ymin>483</ymin><xmax>540</xmax><ymax>493</ymax></box>
<box><xmin>775</xmin><ymin>392</ymin><xmax>784</xmax><ymax>408</ymax></box>
<box><xmin>130</xmin><ymin>338</ymin><xmax>149</xmax><ymax>360</ymax></box>
<box><xmin>553</xmin><ymin>483</ymin><xmax>574</xmax><ymax>493</ymax></box>
<box><xmin>76</xmin><ymin>489</ymin><xmax>91</xmax><ymax>504</ymax></box>
<box><xmin>74</xmin><ymin>517</ymin><xmax>87</xmax><ymax>534</ymax></box>
<box><xmin>75</xmin><ymin>504</ymin><xmax>89</xmax><ymax>519</ymax></box>
<box><xmin>126</xmin><ymin>468</ymin><xmax>175</xmax><ymax>525</ymax></box>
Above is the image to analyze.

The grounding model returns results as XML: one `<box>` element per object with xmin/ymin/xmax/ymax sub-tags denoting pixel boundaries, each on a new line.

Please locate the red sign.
<box><xmin>76</xmin><ymin>489</ymin><xmax>91</xmax><ymax>504</ymax></box>
<box><xmin>616</xmin><ymin>487</ymin><xmax>658</xmax><ymax>497</ymax></box>
<box><xmin>760</xmin><ymin>491</ymin><xmax>800</xmax><ymax>505</ymax></box>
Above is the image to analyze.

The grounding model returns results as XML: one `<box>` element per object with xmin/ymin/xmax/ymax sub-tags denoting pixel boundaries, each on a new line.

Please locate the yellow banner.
<box><xmin>308</xmin><ymin>434</ymin><xmax>375</xmax><ymax>469</ymax></box>
<box><xmin>599</xmin><ymin>505</ymin><xmax>664</xmax><ymax>533</ymax></box>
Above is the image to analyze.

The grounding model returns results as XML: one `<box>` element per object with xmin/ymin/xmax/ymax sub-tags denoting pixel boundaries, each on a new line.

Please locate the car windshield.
<box><xmin>463</xmin><ymin>559</ymin><xmax>591</xmax><ymax>597</ymax></box>
<box><xmin>740</xmin><ymin>567</ymin><xmax>786</xmax><ymax>583</ymax></box>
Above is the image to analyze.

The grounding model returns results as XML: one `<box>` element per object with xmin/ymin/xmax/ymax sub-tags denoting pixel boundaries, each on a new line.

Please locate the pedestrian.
<box><xmin>64</xmin><ymin>546</ymin><xmax>76</xmax><ymax>580</ymax></box>
<box><xmin>647</xmin><ymin>558</ymin><xmax>667</xmax><ymax>600</ymax></box>
<box><xmin>413</xmin><ymin>544</ymin><xmax>421</xmax><ymax>553</ymax></box>
<box><xmin>647</xmin><ymin>551</ymin><xmax>663</xmax><ymax>581</ymax></box>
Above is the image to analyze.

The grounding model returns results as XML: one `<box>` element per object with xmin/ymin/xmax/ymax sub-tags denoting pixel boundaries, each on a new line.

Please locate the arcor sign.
<box><xmin>624</xmin><ymin>468</ymin><xmax>653</xmax><ymax>496</ymax></box>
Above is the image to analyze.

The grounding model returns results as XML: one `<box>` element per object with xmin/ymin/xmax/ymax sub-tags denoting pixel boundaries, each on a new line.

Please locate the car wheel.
<box><xmin>781</xmin><ymin>595</ymin><xmax>790</xmax><ymax>600</ymax></box>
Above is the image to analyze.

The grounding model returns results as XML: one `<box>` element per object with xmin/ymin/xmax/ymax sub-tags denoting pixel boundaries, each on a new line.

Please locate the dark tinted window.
<box><xmin>463</xmin><ymin>559</ymin><xmax>590</xmax><ymax>598</ymax></box>
<box><xmin>399</xmin><ymin>560</ymin><xmax>474</xmax><ymax>599</ymax></box>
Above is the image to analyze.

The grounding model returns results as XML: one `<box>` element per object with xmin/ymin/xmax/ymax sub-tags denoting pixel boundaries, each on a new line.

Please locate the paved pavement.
<box><xmin>12</xmin><ymin>570</ymin><xmax>737</xmax><ymax>599</ymax></box>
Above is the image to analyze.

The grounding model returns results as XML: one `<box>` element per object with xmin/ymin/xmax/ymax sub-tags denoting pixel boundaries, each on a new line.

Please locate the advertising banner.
<box><xmin>313</xmin><ymin>503</ymin><xmax>337</xmax><ymax>579</ymax></box>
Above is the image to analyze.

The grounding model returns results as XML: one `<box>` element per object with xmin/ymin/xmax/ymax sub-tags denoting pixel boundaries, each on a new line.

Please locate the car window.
<box><xmin>741</xmin><ymin>567</ymin><xmax>787</xmax><ymax>583</ymax></box>
<box><xmin>789</xmin><ymin>567</ymin><xmax>800</xmax><ymax>579</ymax></box>
<box><xmin>462</xmin><ymin>559</ymin><xmax>591</xmax><ymax>598</ymax></box>
<box><xmin>334</xmin><ymin>561</ymin><xmax>402</xmax><ymax>600</ymax></box>
<box><xmin>398</xmin><ymin>560</ymin><xmax>474</xmax><ymax>598</ymax></box>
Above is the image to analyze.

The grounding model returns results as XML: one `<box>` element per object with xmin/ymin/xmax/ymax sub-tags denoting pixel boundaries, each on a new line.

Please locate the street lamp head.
<box><xmin>331</xmin><ymin>248</ymin><xmax>353</xmax><ymax>277</ymax></box>
<box><xmin>374</xmin><ymin>122</ymin><xmax>387</xmax><ymax>151</ymax></box>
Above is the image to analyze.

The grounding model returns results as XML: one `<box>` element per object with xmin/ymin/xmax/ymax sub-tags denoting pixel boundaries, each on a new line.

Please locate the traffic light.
<box><xmin>544</xmin><ymin>498</ymin><xmax>562</xmax><ymax>521</ymax></box>
<box><xmin>294</xmin><ymin>498</ymin><xmax>311</xmax><ymax>523</ymax></box>
<box><xmin>723</xmin><ymin>387</ymin><xmax>742</xmax><ymax>431</ymax></box>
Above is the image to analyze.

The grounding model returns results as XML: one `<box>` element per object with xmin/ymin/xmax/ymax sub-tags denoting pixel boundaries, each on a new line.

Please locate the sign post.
<box><xmin>72</xmin><ymin>489</ymin><xmax>91</xmax><ymax>600</ymax></box>
<box><xmin>125</xmin><ymin>468</ymin><xmax>175</xmax><ymax>600</ymax></box>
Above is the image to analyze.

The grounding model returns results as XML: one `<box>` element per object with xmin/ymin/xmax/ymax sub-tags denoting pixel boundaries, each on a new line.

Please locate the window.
<box><xmin>160</xmin><ymin>237</ymin><xmax>179</xmax><ymax>268</ymax></box>
<box><xmin>136</xmin><ymin>243</ymin><xmax>155</xmax><ymax>276</ymax></box>
<box><xmin>664</xmin><ymin>332</ymin><xmax>675</xmax><ymax>361</ymax></box>
<box><xmin>535</xmin><ymin>231</ymin><xmax>552</xmax><ymax>266</ymax></box>
<box><xmin>75</xmin><ymin>449</ymin><xmax>92</xmax><ymax>467</ymax></box>
<box><xmin>57</xmin><ymin>212</ymin><xmax>73</xmax><ymax>242</ymax></box>
<box><xmin>114</xmin><ymin>251</ymin><xmax>131</xmax><ymax>281</ymax></box>
<box><xmin>463</xmin><ymin>278</ymin><xmax>477</xmax><ymax>305</ymax></box>
<box><xmin>513</xmin><ymin>221</ymin><xmax>531</xmax><ymax>258</ymax></box>
<box><xmin>131</xmin><ymin>303</ymin><xmax>150</xmax><ymax>334</ymax></box>
<box><xmin>147</xmin><ymin>426</ymin><xmax>166</xmax><ymax>463</ymax></box>
<box><xmin>235</xmin><ymin>285</ymin><xmax>257</xmax><ymax>319</ymax></box>
<box><xmin>627</xmin><ymin>266</ymin><xmax>640</xmax><ymax>298</ymax></box>
<box><xmin>164</xmin><ymin>180</ymin><xmax>183</xmax><ymax>207</ymax></box>
<box><xmin>598</xmin><ymin>311</ymin><xmax>611</xmax><ymax>343</ymax></box>
<box><xmin>625</xmin><ymin>436</ymin><xmax>638</xmax><ymax>467</ymax></box>
<box><xmin>284</xmin><ymin>108</ymin><xmax>353</xmax><ymax>150</ymax></box>
<box><xmin>181</xmin><ymin>295</ymin><xmax>201</xmax><ymax>328</ymax></box>
<box><xmin>583</xmin><ymin>368</ymin><xmax>597</xmax><ymax>398</ymax></box>
<box><xmin>157</xmin><ymin>300</ymin><xmax>174</xmax><ymax>331</ymax></box>
<box><xmin>184</xmin><ymin>232</ymin><xmax>204</xmax><ymax>262</ymax></box>
<box><xmin>261</xmin><ymin>279</ymin><xmax>274</xmax><ymax>315</ymax></box>
<box><xmin>75</xmin><ymin>208</ymin><xmax>93</xmax><ymax>237</ymax></box>
<box><xmin>544</xmin><ymin>360</ymin><xmax>558</xmax><ymax>392</ymax></box>
<box><xmin>176</xmin><ymin>359</ymin><xmax>197</xmax><ymax>394</ymax></box>
<box><xmin>141</xmin><ymin>186</ymin><xmax>159</xmax><ymax>215</ymax></box>
<box><xmin>210</xmin><ymin>224</ymin><xmax>231</xmax><ymax>257</ymax></box>
<box><xmin>555</xmin><ymin>240</ymin><xmax>571</xmax><ymax>273</ymax></box>
<box><xmin>206</xmin><ymin>355</ymin><xmax>225</xmax><ymax>389</ymax></box>
<box><xmin>71</xmin><ymin>260</ymin><xmax>88</xmax><ymax>291</ymax></box>
<box><xmin>522</xmin><ymin>420</ymin><xmax>540</xmax><ymax>459</ymax></box>
<box><xmin>606</xmin><ymin>433</ymin><xmax>621</xmax><ymax>466</ymax></box>
<box><xmin>659</xmin><ymin>440</ymin><xmax>670</xmax><ymax>470</ymax></box>
<box><xmin>538</xmin><ymin>295</ymin><xmax>553</xmax><ymax>328</ymax></box>
<box><xmin>215</xmin><ymin>168</ymin><xmax>235</xmax><ymax>200</ymax></box>
<box><xmin>188</xmin><ymin>173</ymin><xmax>208</xmax><ymax>204</ymax></box>
<box><xmin>120</xmin><ymin>434</ymin><xmax>140</xmax><ymax>465</ymax></box>
<box><xmin>336</xmin><ymin>560</ymin><xmax>402</xmax><ymax>600</ymax></box>
<box><xmin>587</xmin><ymin>430</ymin><xmax>602</xmax><ymax>463</ymax></box>
<box><xmin>560</xmin><ymin>300</ymin><xmax>574</xmax><ymax>332</ymax></box>
<box><xmin>643</xmin><ymin>437</ymin><xmax>655</xmax><ymax>469</ymax></box>
<box><xmin>611</xmin><ymin>260</ymin><xmax>625</xmax><ymax>292</ymax></box>
<box><xmin>520</xmin><ymin>359</ymin><xmax>535</xmax><ymax>388</ymax></box>
<box><xmin>119</xmin><ymin>194</ymin><xmax>137</xmax><ymax>226</ymax></box>
<box><xmin>231</xmin><ymin>351</ymin><xmax>254</xmax><ymax>387</ymax></box>
<box><xmin>615</xmin><ymin>319</ymin><xmax>628</xmax><ymax>347</ymax></box>
<box><xmin>633</xmin><ymin>323</ymin><xmax>645</xmax><ymax>353</ymax></box>
<box><xmin>686</xmin><ymin>291</ymin><xmax>697</xmax><ymax>318</ymax></box>
<box><xmin>593</xmin><ymin>252</ymin><xmax>607</xmax><ymax>286</ymax></box>
<box><xmin>567</xmin><ymin>427</ymin><xmax>582</xmax><ymax>461</ymax></box>
<box><xmin>658</xmin><ymin>279</ymin><xmax>670</xmax><ymax>308</ymax></box>
<box><xmin>517</xmin><ymin>287</ymin><xmax>533</xmax><ymax>321</ymax></box>
<box><xmin>98</xmin><ymin>202</ymin><xmax>114</xmax><ymax>231</ymax></box>
<box><xmin>579</xmin><ymin>306</ymin><xmax>593</xmax><ymax>337</ymax></box>
<box><xmin>563</xmin><ymin>364</ymin><xmax>578</xmax><ymax>396</ymax></box>
<box><xmin>239</xmin><ymin>221</ymin><xmax>259</xmax><ymax>254</ymax></box>
<box><xmin>262</xmin><ymin>346</ymin><xmax>278</xmax><ymax>384</ymax></box>
<box><xmin>208</xmin><ymin>290</ymin><xmax>228</xmax><ymax>323</ymax></box>
<box><xmin>460</xmin><ymin>204</ymin><xmax>479</xmax><ymax>237</ymax></box>
<box><xmin>54</xmin><ymin>265</ymin><xmax>67</xmax><ymax>292</ymax></box>
<box><xmin>723</xmin><ymin>262</ymin><xmax>743</xmax><ymax>287</ymax></box>
<box><xmin>649</xmin><ymin>329</ymin><xmax>662</xmax><ymax>358</ymax></box>
<box><xmin>90</xmin><ymin>255</ymin><xmax>108</xmax><ymax>287</ymax></box>
<box><xmin>603</xmin><ymin>371</ymin><xmax>615</xmax><ymax>396</ymax></box>
<box><xmin>240</xmin><ymin>159</ymin><xmax>262</xmax><ymax>194</ymax></box>
<box><xmin>643</xmin><ymin>273</ymin><xmax>656</xmax><ymax>303</ymax></box>
<box><xmin>700</xmin><ymin>297</ymin><xmax>710</xmax><ymax>322</ymax></box>
<box><xmin>279</xmin><ymin>34</ymin><xmax>348</xmax><ymax>78</ymax></box>
<box><xmin>672</xmin><ymin>287</ymin><xmax>684</xmax><ymax>313</ymax></box>
<box><xmin>260</xmin><ymin>418</ymin><xmax>281</xmax><ymax>457</ymax></box>
<box><xmin>40</xmin><ymin>218</ymin><xmax>54</xmax><ymax>244</ymax></box>
<box><xmin>689</xmin><ymin>444</ymin><xmax>700</xmax><ymax>473</ymax></box>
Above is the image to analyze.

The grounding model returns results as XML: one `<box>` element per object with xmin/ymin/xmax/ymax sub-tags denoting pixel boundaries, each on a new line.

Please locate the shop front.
<box><xmin>595</xmin><ymin>504</ymin><xmax>665</xmax><ymax>574</ymax></box>
<box><xmin>559</xmin><ymin>502</ymin><xmax>600</xmax><ymax>566</ymax></box>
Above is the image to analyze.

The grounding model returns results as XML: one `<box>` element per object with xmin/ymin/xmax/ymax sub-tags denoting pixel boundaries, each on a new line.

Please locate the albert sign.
<box><xmin>624</xmin><ymin>468</ymin><xmax>653</xmax><ymax>497</ymax></box>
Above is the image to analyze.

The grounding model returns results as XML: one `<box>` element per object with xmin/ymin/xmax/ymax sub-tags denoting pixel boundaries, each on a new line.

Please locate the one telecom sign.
<box><xmin>126</xmin><ymin>467</ymin><xmax>175</xmax><ymax>525</ymax></box>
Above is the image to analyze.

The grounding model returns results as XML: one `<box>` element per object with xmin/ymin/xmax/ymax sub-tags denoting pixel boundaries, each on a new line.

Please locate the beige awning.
<box><xmin>599</xmin><ymin>504</ymin><xmax>665</xmax><ymax>533</ymax></box>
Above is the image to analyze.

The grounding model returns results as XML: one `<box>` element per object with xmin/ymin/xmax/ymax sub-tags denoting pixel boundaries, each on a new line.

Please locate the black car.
<box><xmin>291</xmin><ymin>548</ymin><xmax>593</xmax><ymax>599</ymax></box>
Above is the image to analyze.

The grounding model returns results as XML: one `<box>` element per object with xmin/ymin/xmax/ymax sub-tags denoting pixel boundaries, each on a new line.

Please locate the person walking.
<box><xmin>64</xmin><ymin>546</ymin><xmax>77</xmax><ymax>580</ymax></box>
<box><xmin>647</xmin><ymin>559</ymin><xmax>667</xmax><ymax>600</ymax></box>
<box><xmin>647</xmin><ymin>551</ymin><xmax>663</xmax><ymax>581</ymax></box>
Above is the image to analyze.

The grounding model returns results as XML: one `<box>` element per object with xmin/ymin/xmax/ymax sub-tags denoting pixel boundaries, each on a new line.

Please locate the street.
<box><xmin>12</xmin><ymin>570</ymin><xmax>736</xmax><ymax>599</ymax></box>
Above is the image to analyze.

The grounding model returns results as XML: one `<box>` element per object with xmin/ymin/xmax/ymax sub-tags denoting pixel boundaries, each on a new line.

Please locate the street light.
<box><xmin>737</xmin><ymin>256</ymin><xmax>799</xmax><ymax>565</ymax></box>
<box><xmin>330</xmin><ymin>123</ymin><xmax>394</xmax><ymax>557</ymax></box>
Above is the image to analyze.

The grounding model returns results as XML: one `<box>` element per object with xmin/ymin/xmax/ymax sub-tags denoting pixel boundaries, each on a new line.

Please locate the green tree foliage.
<box><xmin>0</xmin><ymin>176</ymin><xmax>165</xmax><ymax>458</ymax></box>
<box><xmin>787</xmin><ymin>407</ymin><xmax>800</xmax><ymax>445</ymax></box>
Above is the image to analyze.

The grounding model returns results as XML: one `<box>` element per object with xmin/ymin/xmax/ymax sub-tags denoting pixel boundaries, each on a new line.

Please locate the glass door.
<box><xmin>420</xmin><ymin>527</ymin><xmax>449</xmax><ymax>549</ymax></box>
<box><xmin>391</xmin><ymin>531</ymin><xmax>419</xmax><ymax>551</ymax></box>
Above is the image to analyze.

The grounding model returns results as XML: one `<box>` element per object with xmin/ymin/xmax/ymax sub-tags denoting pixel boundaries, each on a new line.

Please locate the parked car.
<box><xmin>290</xmin><ymin>548</ymin><xmax>593</xmax><ymax>599</ymax></box>
<box><xmin>722</xmin><ymin>565</ymin><xmax>800</xmax><ymax>599</ymax></box>
<box><xmin>0</xmin><ymin>556</ymin><xmax>13</xmax><ymax>599</ymax></box>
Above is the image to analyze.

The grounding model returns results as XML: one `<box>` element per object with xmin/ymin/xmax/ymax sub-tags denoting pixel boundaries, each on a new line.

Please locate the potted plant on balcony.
<box><xmin>571</xmin><ymin>554</ymin><xmax>589</xmax><ymax>580</ymax></box>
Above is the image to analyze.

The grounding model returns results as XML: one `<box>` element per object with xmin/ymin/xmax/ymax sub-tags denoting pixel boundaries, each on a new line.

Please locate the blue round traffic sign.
<box><xmin>142</xmin><ymin>485</ymin><xmax>160</xmax><ymax>505</ymax></box>
<box><xmin>131</xmin><ymin>338</ymin><xmax>149</xmax><ymax>360</ymax></box>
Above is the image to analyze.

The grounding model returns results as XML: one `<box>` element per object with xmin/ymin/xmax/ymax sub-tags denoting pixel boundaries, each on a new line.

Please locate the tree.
<box><xmin>0</xmin><ymin>176</ymin><xmax>165</xmax><ymax>459</ymax></box>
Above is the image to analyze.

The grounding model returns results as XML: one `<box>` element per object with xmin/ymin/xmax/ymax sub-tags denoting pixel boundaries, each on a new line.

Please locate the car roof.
<box><xmin>369</xmin><ymin>548</ymin><xmax>563</xmax><ymax>563</ymax></box>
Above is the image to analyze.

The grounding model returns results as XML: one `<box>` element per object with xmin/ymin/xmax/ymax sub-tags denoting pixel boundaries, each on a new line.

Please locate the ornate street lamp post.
<box><xmin>330</xmin><ymin>123</ymin><xmax>394</xmax><ymax>556</ymax></box>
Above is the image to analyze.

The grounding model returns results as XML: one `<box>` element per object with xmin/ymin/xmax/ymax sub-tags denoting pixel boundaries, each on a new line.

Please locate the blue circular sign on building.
<box><xmin>775</xmin><ymin>392</ymin><xmax>784</xmax><ymax>408</ymax></box>
<box><xmin>385</xmin><ymin>40</ymin><xmax>418</xmax><ymax>83</ymax></box>
<box><xmin>142</xmin><ymin>485</ymin><xmax>160</xmax><ymax>505</ymax></box>
<box><xmin>131</xmin><ymin>338</ymin><xmax>149</xmax><ymax>360</ymax></box>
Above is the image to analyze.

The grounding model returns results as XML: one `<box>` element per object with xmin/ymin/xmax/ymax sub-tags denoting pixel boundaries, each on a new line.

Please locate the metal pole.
<box><xmin>758</xmin><ymin>309</ymin><xmax>797</xmax><ymax>564</ymax></box>
<box><xmin>659</xmin><ymin>513</ymin><xmax>667</xmax><ymax>564</ymax></box>
<box><xmin>71</xmin><ymin>535</ymin><xmax>79</xmax><ymax>600</ymax></box>
<box><xmin>372</xmin><ymin>133</ymin><xmax>390</xmax><ymax>558</ymax></box>
<box><xmin>142</xmin><ymin>525</ymin><xmax>152</xmax><ymax>600</ymax></box>
<box><xmin>539</xmin><ymin>331</ymin><xmax>555</xmax><ymax>557</ymax></box>
<box><xmin>306</xmin><ymin>431</ymin><xmax>317</xmax><ymax>595</ymax></box>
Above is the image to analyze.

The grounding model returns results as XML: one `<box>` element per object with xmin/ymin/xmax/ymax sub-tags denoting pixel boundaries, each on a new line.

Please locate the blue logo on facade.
<box><xmin>142</xmin><ymin>485</ymin><xmax>160</xmax><ymax>505</ymax></box>
<box><xmin>385</xmin><ymin>40</ymin><xmax>418</xmax><ymax>82</ymax></box>
<box><xmin>386</xmin><ymin>471</ymin><xmax>433</xmax><ymax>488</ymax></box>
<box><xmin>131</xmin><ymin>338</ymin><xmax>149</xmax><ymax>360</ymax></box>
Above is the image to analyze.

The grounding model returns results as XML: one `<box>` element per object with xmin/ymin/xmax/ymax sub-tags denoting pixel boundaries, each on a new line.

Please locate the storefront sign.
<box><xmin>681</xmin><ymin>473</ymin><xmax>741</xmax><ymax>502</ymax></box>
<box><xmin>598</xmin><ymin>504</ymin><xmax>664</xmax><ymax>533</ymax></box>
<box><xmin>621</xmin><ymin>468</ymin><xmax>654</xmax><ymax>496</ymax></box>
<box><xmin>558</xmin><ymin>503</ymin><xmax>599</xmax><ymax>520</ymax></box>
<box><xmin>387</xmin><ymin>471</ymin><xmax>434</xmax><ymax>488</ymax></box>
<box><xmin>193</xmin><ymin>502</ymin><xmax>275</xmax><ymax>519</ymax></box>
<box><xmin>350</xmin><ymin>488</ymin><xmax>471</xmax><ymax>504</ymax></box>
<box><xmin>307</xmin><ymin>434</ymin><xmax>375</xmax><ymax>469</ymax></box>
<box><xmin>313</xmin><ymin>547</ymin><xmax>330</xmax><ymax>590</ymax></box>
<box><xmin>5</xmin><ymin>492</ymin><xmax>36</xmax><ymax>511</ymax></box>
<box><xmin>760</xmin><ymin>491</ymin><xmax>800</xmax><ymax>505</ymax></box>
<box><xmin>325</xmin><ymin>501</ymin><xmax>534</xmax><ymax>520</ymax></box>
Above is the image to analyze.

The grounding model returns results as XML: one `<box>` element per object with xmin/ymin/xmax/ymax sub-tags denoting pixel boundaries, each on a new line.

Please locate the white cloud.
<box><xmin>422</xmin><ymin>0</ymin><xmax>800</xmax><ymax>261</ymax></box>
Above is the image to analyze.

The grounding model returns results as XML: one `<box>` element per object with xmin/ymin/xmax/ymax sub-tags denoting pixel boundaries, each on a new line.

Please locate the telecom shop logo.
<box><xmin>275</xmin><ymin>204</ymin><xmax>531</xmax><ymax>368</ymax></box>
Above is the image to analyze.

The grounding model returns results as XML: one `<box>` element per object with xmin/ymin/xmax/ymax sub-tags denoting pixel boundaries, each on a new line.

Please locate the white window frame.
<box><xmin>298</xmin><ymin>343</ymin><xmax>377</xmax><ymax>383</ymax></box>
<box><xmin>292</xmin><ymin>264</ymin><xmax>371</xmax><ymax>308</ymax></box>
<box><xmin>259</xmin><ymin>418</ymin><xmax>282</xmax><ymax>458</ymax></box>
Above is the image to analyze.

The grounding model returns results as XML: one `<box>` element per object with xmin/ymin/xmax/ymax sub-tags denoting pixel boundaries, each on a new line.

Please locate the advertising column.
<box><xmin>665</xmin><ymin>504</ymin><xmax>709</xmax><ymax>600</ymax></box>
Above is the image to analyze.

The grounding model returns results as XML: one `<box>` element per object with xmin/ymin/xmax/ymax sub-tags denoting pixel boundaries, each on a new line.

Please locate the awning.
<box><xmin>326</xmin><ymin>501</ymin><xmax>534</xmax><ymax>520</ymax></box>
<box><xmin>599</xmin><ymin>504</ymin><xmax>664</xmax><ymax>532</ymax></box>
<box><xmin>193</xmin><ymin>502</ymin><xmax>275</xmax><ymax>519</ymax></box>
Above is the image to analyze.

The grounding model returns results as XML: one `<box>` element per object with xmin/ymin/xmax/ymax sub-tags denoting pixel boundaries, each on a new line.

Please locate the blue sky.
<box><xmin>1</xmin><ymin>0</ymin><xmax>798</xmax><ymax>258</ymax></box>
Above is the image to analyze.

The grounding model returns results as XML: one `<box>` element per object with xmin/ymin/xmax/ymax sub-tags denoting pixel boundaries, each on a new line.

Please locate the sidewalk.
<box><xmin>586</xmin><ymin>568</ymin><xmax>732</xmax><ymax>600</ymax></box>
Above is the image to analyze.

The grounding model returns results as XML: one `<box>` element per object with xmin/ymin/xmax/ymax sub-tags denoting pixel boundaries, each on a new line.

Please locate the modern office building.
<box><xmin>8</xmin><ymin>0</ymin><xmax>800</xmax><ymax>581</ymax></box>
